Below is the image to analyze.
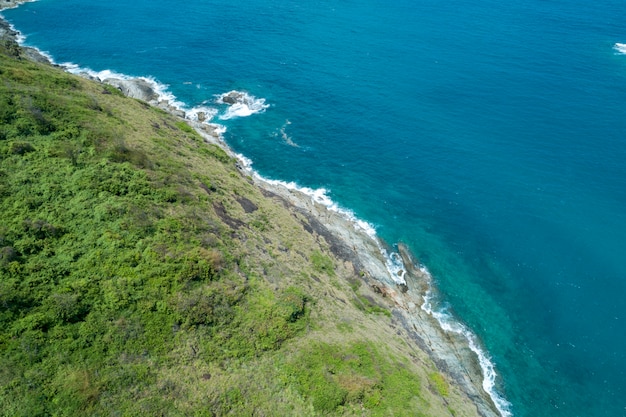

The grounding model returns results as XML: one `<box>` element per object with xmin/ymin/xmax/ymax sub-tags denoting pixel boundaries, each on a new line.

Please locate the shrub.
<box><xmin>200</xmin><ymin>144</ymin><xmax>232</xmax><ymax>163</ymax></box>
<box><xmin>8</xmin><ymin>141</ymin><xmax>35</xmax><ymax>155</ymax></box>
<box><xmin>23</xmin><ymin>219</ymin><xmax>64</xmax><ymax>239</ymax></box>
<box><xmin>0</xmin><ymin>246</ymin><xmax>18</xmax><ymax>266</ymax></box>
<box><xmin>46</xmin><ymin>292</ymin><xmax>87</xmax><ymax>323</ymax></box>
<box><xmin>1</xmin><ymin>39</ymin><xmax>21</xmax><ymax>57</ymax></box>
<box><xmin>178</xmin><ymin>248</ymin><xmax>224</xmax><ymax>283</ymax></box>
<box><xmin>105</xmin><ymin>140</ymin><xmax>152</xmax><ymax>168</ymax></box>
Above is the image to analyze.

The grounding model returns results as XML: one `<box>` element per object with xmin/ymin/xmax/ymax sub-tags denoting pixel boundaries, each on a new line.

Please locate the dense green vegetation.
<box><xmin>0</xmin><ymin>45</ymin><xmax>478</xmax><ymax>416</ymax></box>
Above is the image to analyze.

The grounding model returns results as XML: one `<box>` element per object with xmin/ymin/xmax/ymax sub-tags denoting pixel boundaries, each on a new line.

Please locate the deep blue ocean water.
<box><xmin>4</xmin><ymin>0</ymin><xmax>626</xmax><ymax>415</ymax></box>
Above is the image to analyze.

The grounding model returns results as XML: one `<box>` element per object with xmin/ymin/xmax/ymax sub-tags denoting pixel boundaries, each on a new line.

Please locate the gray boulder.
<box><xmin>103</xmin><ymin>78</ymin><xmax>159</xmax><ymax>102</ymax></box>
<box><xmin>220</xmin><ymin>91</ymin><xmax>245</xmax><ymax>104</ymax></box>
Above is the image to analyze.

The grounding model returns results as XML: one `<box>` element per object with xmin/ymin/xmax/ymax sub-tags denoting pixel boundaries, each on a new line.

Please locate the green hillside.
<box><xmin>0</xmin><ymin>40</ymin><xmax>482</xmax><ymax>416</ymax></box>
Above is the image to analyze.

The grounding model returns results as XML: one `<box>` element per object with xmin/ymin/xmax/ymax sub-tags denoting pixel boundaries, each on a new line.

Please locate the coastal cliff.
<box><xmin>0</xmin><ymin>11</ymin><xmax>501</xmax><ymax>417</ymax></box>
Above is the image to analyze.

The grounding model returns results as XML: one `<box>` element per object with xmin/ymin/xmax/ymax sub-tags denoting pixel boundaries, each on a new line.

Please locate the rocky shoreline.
<box><xmin>0</xmin><ymin>7</ymin><xmax>505</xmax><ymax>416</ymax></box>
<box><xmin>252</xmin><ymin>175</ymin><xmax>502</xmax><ymax>417</ymax></box>
<box><xmin>0</xmin><ymin>0</ymin><xmax>32</xmax><ymax>11</ymax></box>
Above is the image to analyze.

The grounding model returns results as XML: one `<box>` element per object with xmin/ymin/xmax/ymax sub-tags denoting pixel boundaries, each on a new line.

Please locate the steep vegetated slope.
<box><xmin>0</xmin><ymin>41</ymin><xmax>482</xmax><ymax>417</ymax></box>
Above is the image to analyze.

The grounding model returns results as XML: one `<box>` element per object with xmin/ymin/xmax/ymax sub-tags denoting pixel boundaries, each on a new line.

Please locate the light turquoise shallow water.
<box><xmin>4</xmin><ymin>0</ymin><xmax>626</xmax><ymax>415</ymax></box>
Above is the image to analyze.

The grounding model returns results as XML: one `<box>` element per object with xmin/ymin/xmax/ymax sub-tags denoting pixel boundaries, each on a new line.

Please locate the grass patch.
<box><xmin>0</xmin><ymin>46</ymin><xmax>481</xmax><ymax>417</ymax></box>
<box><xmin>282</xmin><ymin>341</ymin><xmax>428</xmax><ymax>416</ymax></box>
<box><xmin>353</xmin><ymin>294</ymin><xmax>392</xmax><ymax>317</ymax></box>
<box><xmin>428</xmin><ymin>371</ymin><xmax>450</xmax><ymax>397</ymax></box>
<box><xmin>175</xmin><ymin>120</ymin><xmax>195</xmax><ymax>134</ymax></box>
<box><xmin>311</xmin><ymin>250</ymin><xmax>335</xmax><ymax>277</ymax></box>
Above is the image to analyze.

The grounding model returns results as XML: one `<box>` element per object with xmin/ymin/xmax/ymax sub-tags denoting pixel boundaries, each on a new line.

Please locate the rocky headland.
<box><xmin>0</xmin><ymin>5</ymin><xmax>505</xmax><ymax>416</ymax></box>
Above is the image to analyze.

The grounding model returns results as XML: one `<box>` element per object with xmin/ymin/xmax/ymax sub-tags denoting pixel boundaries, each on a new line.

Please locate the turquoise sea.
<box><xmin>4</xmin><ymin>0</ymin><xmax>626</xmax><ymax>415</ymax></box>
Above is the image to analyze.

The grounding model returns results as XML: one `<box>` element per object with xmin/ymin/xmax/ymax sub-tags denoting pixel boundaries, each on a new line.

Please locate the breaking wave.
<box><xmin>236</xmin><ymin>151</ymin><xmax>511</xmax><ymax>417</ymax></box>
<box><xmin>422</xmin><ymin>288</ymin><xmax>513</xmax><ymax>417</ymax></box>
<box><xmin>216</xmin><ymin>90</ymin><xmax>270</xmax><ymax>120</ymax></box>
<box><xmin>5</xmin><ymin>18</ymin><xmax>511</xmax><ymax>415</ymax></box>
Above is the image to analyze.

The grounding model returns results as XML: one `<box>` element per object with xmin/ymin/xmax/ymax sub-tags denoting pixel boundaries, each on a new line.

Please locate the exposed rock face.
<box><xmin>103</xmin><ymin>78</ymin><xmax>159</xmax><ymax>102</ymax></box>
<box><xmin>1</xmin><ymin>9</ymin><xmax>503</xmax><ymax>412</ymax></box>
<box><xmin>197</xmin><ymin>123</ymin><xmax>220</xmax><ymax>139</ymax></box>
<box><xmin>0</xmin><ymin>18</ymin><xmax>16</xmax><ymax>38</ymax></box>
<box><xmin>0</xmin><ymin>0</ymin><xmax>33</xmax><ymax>12</ymax></box>
<box><xmin>2</xmin><ymin>11</ymin><xmax>191</xmax><ymax>125</ymax></box>
<box><xmin>155</xmin><ymin>99</ymin><xmax>184</xmax><ymax>118</ymax></box>
<box><xmin>220</xmin><ymin>90</ymin><xmax>246</xmax><ymax>104</ymax></box>
<box><xmin>21</xmin><ymin>46</ymin><xmax>51</xmax><ymax>64</ymax></box>
<box><xmin>1</xmin><ymin>16</ymin><xmax>51</xmax><ymax>64</ymax></box>
<box><xmin>254</xmin><ymin>178</ymin><xmax>502</xmax><ymax>417</ymax></box>
<box><xmin>102</xmin><ymin>78</ymin><xmax>188</xmax><ymax>118</ymax></box>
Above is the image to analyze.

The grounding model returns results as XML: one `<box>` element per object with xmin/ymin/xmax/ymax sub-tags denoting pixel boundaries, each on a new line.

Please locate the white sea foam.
<box><xmin>186</xmin><ymin>106</ymin><xmax>227</xmax><ymax>139</ymax></box>
<box><xmin>234</xmin><ymin>153</ymin><xmax>379</xmax><ymax>238</ymax></box>
<box><xmin>23</xmin><ymin>43</ymin><xmax>229</xmax><ymax>140</ymax></box>
<box><xmin>8</xmin><ymin>36</ymin><xmax>195</xmax><ymax>123</ymax></box>
<box><xmin>0</xmin><ymin>0</ymin><xmax>37</xmax><ymax>12</ymax></box>
<box><xmin>273</xmin><ymin>119</ymin><xmax>299</xmax><ymax>147</ymax></box>
<box><xmin>211</xmin><ymin>123</ymin><xmax>228</xmax><ymax>136</ymax></box>
<box><xmin>233</xmin><ymin>149</ymin><xmax>411</xmax><ymax>289</ymax></box>
<box><xmin>64</xmin><ymin>66</ymin><xmax>186</xmax><ymax>109</ymax></box>
<box><xmin>5</xmin><ymin>12</ymin><xmax>510</xmax><ymax>412</ymax></box>
<box><xmin>186</xmin><ymin>106</ymin><xmax>218</xmax><ymax>123</ymax></box>
<box><xmin>1</xmin><ymin>18</ymin><xmax>33</xmax><ymax>48</ymax></box>
<box><xmin>60</xmin><ymin>63</ymin><xmax>229</xmax><ymax>138</ymax></box>
<box><xmin>4</xmin><ymin>16</ymin><xmax>169</xmax><ymax>109</ymax></box>
<box><xmin>614</xmin><ymin>43</ymin><xmax>626</xmax><ymax>54</ymax></box>
<box><xmin>236</xmin><ymin>146</ymin><xmax>511</xmax><ymax>415</ymax></box>
<box><xmin>7</xmin><ymin>24</ymin><xmax>54</xmax><ymax>63</ymax></box>
<box><xmin>422</xmin><ymin>289</ymin><xmax>513</xmax><ymax>417</ymax></box>
<box><xmin>6</xmin><ymin>14</ymin><xmax>229</xmax><ymax>138</ymax></box>
<box><xmin>384</xmin><ymin>251</ymin><xmax>408</xmax><ymax>283</ymax></box>
<box><xmin>216</xmin><ymin>90</ymin><xmax>269</xmax><ymax>120</ymax></box>
<box><xmin>13</xmin><ymin>28</ymin><xmax>26</xmax><ymax>44</ymax></box>
<box><xmin>378</xmin><ymin>235</ymin><xmax>511</xmax><ymax>416</ymax></box>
